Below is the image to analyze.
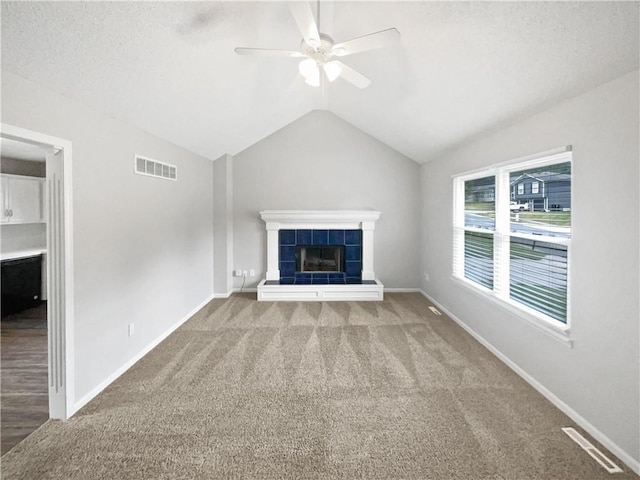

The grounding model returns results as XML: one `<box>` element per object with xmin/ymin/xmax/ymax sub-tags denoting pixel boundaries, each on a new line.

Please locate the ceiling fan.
<box><xmin>234</xmin><ymin>2</ymin><xmax>400</xmax><ymax>89</ymax></box>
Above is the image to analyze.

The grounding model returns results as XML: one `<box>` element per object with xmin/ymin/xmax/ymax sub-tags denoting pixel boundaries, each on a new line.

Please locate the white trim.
<box><xmin>451</xmin><ymin>146</ymin><xmax>572</xmax><ymax>179</ymax></box>
<box><xmin>71</xmin><ymin>293</ymin><xmax>215</xmax><ymax>415</ymax></box>
<box><xmin>1</xmin><ymin>123</ymin><xmax>75</xmax><ymax>420</ymax></box>
<box><xmin>257</xmin><ymin>279</ymin><xmax>383</xmax><ymax>302</ymax></box>
<box><xmin>230</xmin><ymin>287</ymin><xmax>422</xmax><ymax>296</ymax></box>
<box><xmin>259</xmin><ymin>210</ymin><xmax>380</xmax><ymax>225</ymax></box>
<box><xmin>213</xmin><ymin>290</ymin><xmax>234</xmax><ymax>299</ymax></box>
<box><xmin>419</xmin><ymin>290</ymin><xmax>640</xmax><ymax>476</ymax></box>
<box><xmin>384</xmin><ymin>288</ymin><xmax>423</xmax><ymax>293</ymax></box>
<box><xmin>62</xmin><ymin>137</ymin><xmax>74</xmax><ymax>420</ymax></box>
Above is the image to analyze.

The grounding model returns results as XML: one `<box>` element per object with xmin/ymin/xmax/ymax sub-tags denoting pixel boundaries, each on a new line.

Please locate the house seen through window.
<box><xmin>453</xmin><ymin>150</ymin><xmax>572</xmax><ymax>326</ymax></box>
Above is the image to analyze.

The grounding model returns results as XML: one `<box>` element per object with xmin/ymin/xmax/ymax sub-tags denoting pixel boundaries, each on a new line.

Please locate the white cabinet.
<box><xmin>1</xmin><ymin>174</ymin><xmax>45</xmax><ymax>224</ymax></box>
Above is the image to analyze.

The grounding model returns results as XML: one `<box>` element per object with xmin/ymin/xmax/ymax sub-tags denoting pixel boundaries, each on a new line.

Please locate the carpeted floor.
<box><xmin>1</xmin><ymin>293</ymin><xmax>636</xmax><ymax>479</ymax></box>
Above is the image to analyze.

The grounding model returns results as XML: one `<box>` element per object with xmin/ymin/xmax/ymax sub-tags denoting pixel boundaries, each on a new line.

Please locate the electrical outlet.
<box><xmin>249</xmin><ymin>269</ymin><xmax>255</xmax><ymax>277</ymax></box>
<box><xmin>424</xmin><ymin>273</ymin><xmax>430</xmax><ymax>282</ymax></box>
<box><xmin>242</xmin><ymin>270</ymin><xmax>248</xmax><ymax>277</ymax></box>
<box><xmin>234</xmin><ymin>269</ymin><xmax>242</xmax><ymax>277</ymax></box>
<box><xmin>128</xmin><ymin>323</ymin><xmax>135</xmax><ymax>337</ymax></box>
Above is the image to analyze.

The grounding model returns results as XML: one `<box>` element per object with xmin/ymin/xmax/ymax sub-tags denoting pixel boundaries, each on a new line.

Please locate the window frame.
<box><xmin>517</xmin><ymin>183</ymin><xmax>524</xmax><ymax>195</ymax></box>
<box><xmin>452</xmin><ymin>148</ymin><xmax>572</xmax><ymax>343</ymax></box>
<box><xmin>532</xmin><ymin>181</ymin><xmax>539</xmax><ymax>194</ymax></box>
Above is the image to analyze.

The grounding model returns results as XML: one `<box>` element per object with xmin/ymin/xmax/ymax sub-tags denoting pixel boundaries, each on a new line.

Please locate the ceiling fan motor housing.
<box><xmin>301</xmin><ymin>33</ymin><xmax>336</xmax><ymax>64</ymax></box>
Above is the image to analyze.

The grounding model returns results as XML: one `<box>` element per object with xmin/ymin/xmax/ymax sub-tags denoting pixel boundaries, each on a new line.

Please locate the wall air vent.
<box><xmin>134</xmin><ymin>155</ymin><xmax>177</xmax><ymax>181</ymax></box>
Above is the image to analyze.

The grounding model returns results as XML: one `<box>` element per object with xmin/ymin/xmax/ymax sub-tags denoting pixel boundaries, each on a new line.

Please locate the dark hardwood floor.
<box><xmin>1</xmin><ymin>303</ymin><xmax>48</xmax><ymax>456</ymax></box>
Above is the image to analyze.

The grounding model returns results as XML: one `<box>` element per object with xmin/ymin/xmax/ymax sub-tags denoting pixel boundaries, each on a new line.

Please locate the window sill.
<box><xmin>451</xmin><ymin>276</ymin><xmax>573</xmax><ymax>348</ymax></box>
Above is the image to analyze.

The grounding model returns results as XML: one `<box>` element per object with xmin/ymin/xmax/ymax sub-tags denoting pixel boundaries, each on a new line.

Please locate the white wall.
<box><xmin>1</xmin><ymin>72</ymin><xmax>215</xmax><ymax>404</ymax></box>
<box><xmin>233</xmin><ymin>110</ymin><xmax>421</xmax><ymax>289</ymax></box>
<box><xmin>421</xmin><ymin>70</ymin><xmax>639</xmax><ymax>469</ymax></box>
<box><xmin>1</xmin><ymin>223</ymin><xmax>46</xmax><ymax>252</ymax></box>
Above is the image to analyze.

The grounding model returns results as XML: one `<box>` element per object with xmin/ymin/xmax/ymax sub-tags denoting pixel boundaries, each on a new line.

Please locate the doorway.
<box><xmin>0</xmin><ymin>124</ymin><xmax>74</xmax><ymax>454</ymax></box>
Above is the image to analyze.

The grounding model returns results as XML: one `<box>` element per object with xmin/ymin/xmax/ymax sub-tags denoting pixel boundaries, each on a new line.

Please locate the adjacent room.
<box><xmin>1</xmin><ymin>1</ymin><xmax>638</xmax><ymax>478</ymax></box>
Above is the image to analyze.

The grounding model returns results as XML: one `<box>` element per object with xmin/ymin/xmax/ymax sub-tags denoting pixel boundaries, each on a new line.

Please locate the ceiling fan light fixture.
<box><xmin>323</xmin><ymin>61</ymin><xmax>342</xmax><ymax>82</ymax></box>
<box><xmin>236</xmin><ymin>2</ymin><xmax>400</xmax><ymax>90</ymax></box>
<box><xmin>299</xmin><ymin>58</ymin><xmax>320</xmax><ymax>87</ymax></box>
<box><xmin>304</xmin><ymin>73</ymin><xmax>320</xmax><ymax>87</ymax></box>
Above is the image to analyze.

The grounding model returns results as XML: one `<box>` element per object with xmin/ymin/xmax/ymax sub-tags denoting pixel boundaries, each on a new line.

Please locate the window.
<box><xmin>453</xmin><ymin>150</ymin><xmax>571</xmax><ymax>327</ymax></box>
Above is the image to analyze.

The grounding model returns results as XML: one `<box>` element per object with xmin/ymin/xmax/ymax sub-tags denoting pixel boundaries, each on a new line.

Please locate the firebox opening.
<box><xmin>296</xmin><ymin>245</ymin><xmax>345</xmax><ymax>273</ymax></box>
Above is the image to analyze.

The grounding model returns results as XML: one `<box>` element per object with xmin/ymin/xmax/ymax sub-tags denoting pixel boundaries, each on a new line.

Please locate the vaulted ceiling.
<box><xmin>2</xmin><ymin>1</ymin><xmax>638</xmax><ymax>164</ymax></box>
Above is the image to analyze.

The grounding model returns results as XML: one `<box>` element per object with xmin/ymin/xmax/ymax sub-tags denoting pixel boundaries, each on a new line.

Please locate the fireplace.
<box><xmin>297</xmin><ymin>246</ymin><xmax>344</xmax><ymax>273</ymax></box>
<box><xmin>257</xmin><ymin>210</ymin><xmax>383</xmax><ymax>301</ymax></box>
<box><xmin>278</xmin><ymin>228</ymin><xmax>362</xmax><ymax>284</ymax></box>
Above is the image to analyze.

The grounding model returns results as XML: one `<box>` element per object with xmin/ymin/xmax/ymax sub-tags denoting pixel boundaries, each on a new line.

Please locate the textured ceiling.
<box><xmin>2</xmin><ymin>1</ymin><xmax>638</xmax><ymax>163</ymax></box>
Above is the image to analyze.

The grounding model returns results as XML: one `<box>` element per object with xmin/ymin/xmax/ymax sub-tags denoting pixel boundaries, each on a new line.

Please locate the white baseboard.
<box><xmin>419</xmin><ymin>290</ymin><xmax>640</xmax><ymax>475</ymax></box>
<box><xmin>233</xmin><ymin>287</ymin><xmax>258</xmax><ymax>293</ymax></box>
<box><xmin>257</xmin><ymin>279</ymin><xmax>384</xmax><ymax>302</ymax></box>
<box><xmin>384</xmin><ymin>288</ymin><xmax>422</xmax><ymax>293</ymax></box>
<box><xmin>71</xmin><ymin>293</ymin><xmax>216</xmax><ymax>416</ymax></box>
<box><xmin>213</xmin><ymin>290</ymin><xmax>234</xmax><ymax>299</ymax></box>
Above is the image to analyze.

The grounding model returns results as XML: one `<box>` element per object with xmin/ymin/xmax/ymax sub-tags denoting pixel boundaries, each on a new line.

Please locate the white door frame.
<box><xmin>1</xmin><ymin>123</ymin><xmax>74</xmax><ymax>420</ymax></box>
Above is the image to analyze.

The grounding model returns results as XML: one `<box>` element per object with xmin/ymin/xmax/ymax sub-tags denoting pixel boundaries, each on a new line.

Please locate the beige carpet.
<box><xmin>1</xmin><ymin>293</ymin><xmax>636</xmax><ymax>479</ymax></box>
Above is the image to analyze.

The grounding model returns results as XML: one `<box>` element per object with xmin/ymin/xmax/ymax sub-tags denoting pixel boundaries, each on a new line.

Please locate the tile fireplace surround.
<box><xmin>257</xmin><ymin>210</ymin><xmax>384</xmax><ymax>301</ymax></box>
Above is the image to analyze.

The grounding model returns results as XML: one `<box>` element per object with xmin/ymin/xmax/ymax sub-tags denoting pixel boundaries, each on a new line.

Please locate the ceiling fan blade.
<box><xmin>289</xmin><ymin>2</ymin><xmax>321</xmax><ymax>48</ymax></box>
<box><xmin>234</xmin><ymin>47</ymin><xmax>304</xmax><ymax>58</ymax></box>
<box><xmin>333</xmin><ymin>61</ymin><xmax>371</xmax><ymax>89</ymax></box>
<box><xmin>332</xmin><ymin>28</ymin><xmax>400</xmax><ymax>57</ymax></box>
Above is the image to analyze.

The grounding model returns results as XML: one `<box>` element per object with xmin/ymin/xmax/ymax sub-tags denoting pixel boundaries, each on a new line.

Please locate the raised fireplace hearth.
<box><xmin>257</xmin><ymin>210</ymin><xmax>383</xmax><ymax>301</ymax></box>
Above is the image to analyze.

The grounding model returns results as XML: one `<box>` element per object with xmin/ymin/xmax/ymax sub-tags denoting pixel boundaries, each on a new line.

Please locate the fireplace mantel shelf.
<box><xmin>259</xmin><ymin>210</ymin><xmax>381</xmax><ymax>226</ymax></box>
<box><xmin>257</xmin><ymin>210</ymin><xmax>384</xmax><ymax>302</ymax></box>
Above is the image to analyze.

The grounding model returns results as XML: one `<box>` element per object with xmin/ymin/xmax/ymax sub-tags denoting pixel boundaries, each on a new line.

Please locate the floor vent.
<box><xmin>135</xmin><ymin>155</ymin><xmax>177</xmax><ymax>181</ymax></box>
<box><xmin>428</xmin><ymin>306</ymin><xmax>442</xmax><ymax>316</ymax></box>
<box><xmin>562</xmin><ymin>427</ymin><xmax>623</xmax><ymax>473</ymax></box>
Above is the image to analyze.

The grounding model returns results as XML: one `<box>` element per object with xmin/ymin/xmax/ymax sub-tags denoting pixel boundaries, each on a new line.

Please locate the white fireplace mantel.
<box><xmin>260</xmin><ymin>210</ymin><xmax>380</xmax><ymax>230</ymax></box>
<box><xmin>259</xmin><ymin>210</ymin><xmax>381</xmax><ymax>282</ymax></box>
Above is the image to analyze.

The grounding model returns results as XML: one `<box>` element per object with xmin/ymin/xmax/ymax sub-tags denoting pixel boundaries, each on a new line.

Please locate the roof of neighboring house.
<box><xmin>510</xmin><ymin>172</ymin><xmax>571</xmax><ymax>185</ymax></box>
